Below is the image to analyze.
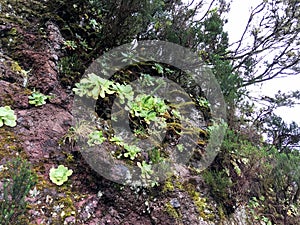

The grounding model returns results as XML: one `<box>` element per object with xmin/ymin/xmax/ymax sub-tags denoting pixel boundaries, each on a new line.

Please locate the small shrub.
<box><xmin>202</xmin><ymin>169</ymin><xmax>233</xmax><ymax>205</ymax></box>
<box><xmin>0</xmin><ymin>157</ymin><xmax>37</xmax><ymax>224</ymax></box>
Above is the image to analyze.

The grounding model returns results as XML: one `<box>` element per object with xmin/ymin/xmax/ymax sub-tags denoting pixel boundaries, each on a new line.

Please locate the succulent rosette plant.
<box><xmin>49</xmin><ymin>165</ymin><xmax>73</xmax><ymax>186</ymax></box>
<box><xmin>0</xmin><ymin>106</ymin><xmax>17</xmax><ymax>127</ymax></box>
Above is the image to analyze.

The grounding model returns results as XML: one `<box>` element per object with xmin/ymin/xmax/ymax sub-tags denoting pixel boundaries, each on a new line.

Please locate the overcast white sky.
<box><xmin>223</xmin><ymin>0</ymin><xmax>300</xmax><ymax>125</ymax></box>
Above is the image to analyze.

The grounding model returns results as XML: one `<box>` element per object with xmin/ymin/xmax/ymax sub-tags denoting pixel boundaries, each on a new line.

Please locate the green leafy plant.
<box><xmin>109</xmin><ymin>136</ymin><xmax>124</xmax><ymax>146</ymax></box>
<box><xmin>89</xmin><ymin>19</ymin><xmax>99</xmax><ymax>30</ymax></box>
<box><xmin>120</xmin><ymin>52</ymin><xmax>139</xmax><ymax>63</ymax></box>
<box><xmin>176</xmin><ymin>143</ymin><xmax>184</xmax><ymax>152</ymax></box>
<box><xmin>0</xmin><ymin>106</ymin><xmax>17</xmax><ymax>127</ymax></box>
<box><xmin>207</xmin><ymin>119</ymin><xmax>227</xmax><ymax>135</ymax></box>
<box><xmin>148</xmin><ymin>147</ymin><xmax>164</xmax><ymax>163</ymax></box>
<box><xmin>202</xmin><ymin>170</ymin><xmax>233</xmax><ymax>207</ymax></box>
<box><xmin>152</xmin><ymin>63</ymin><xmax>164</xmax><ymax>74</ymax></box>
<box><xmin>49</xmin><ymin>165</ymin><xmax>73</xmax><ymax>186</ymax></box>
<box><xmin>113</xmin><ymin>83</ymin><xmax>134</xmax><ymax>104</ymax></box>
<box><xmin>197</xmin><ymin>97</ymin><xmax>211</xmax><ymax>108</ymax></box>
<box><xmin>73</xmin><ymin>73</ymin><xmax>115</xmax><ymax>99</ymax></box>
<box><xmin>139</xmin><ymin>73</ymin><xmax>156</xmax><ymax>87</ymax></box>
<box><xmin>0</xmin><ymin>157</ymin><xmax>37</xmax><ymax>224</ymax></box>
<box><xmin>60</xmin><ymin>121</ymin><xmax>94</xmax><ymax>148</ymax></box>
<box><xmin>63</xmin><ymin>40</ymin><xmax>77</xmax><ymax>50</ymax></box>
<box><xmin>137</xmin><ymin>161</ymin><xmax>153</xmax><ymax>179</ymax></box>
<box><xmin>137</xmin><ymin>161</ymin><xmax>158</xmax><ymax>187</ymax></box>
<box><xmin>87</xmin><ymin>130</ymin><xmax>106</xmax><ymax>146</ymax></box>
<box><xmin>124</xmin><ymin>144</ymin><xmax>141</xmax><ymax>160</ymax></box>
<box><xmin>28</xmin><ymin>89</ymin><xmax>52</xmax><ymax>106</ymax></box>
<box><xmin>133</xmin><ymin>127</ymin><xmax>149</xmax><ymax>138</ymax></box>
<box><xmin>127</xmin><ymin>94</ymin><xmax>169</xmax><ymax>124</ymax></box>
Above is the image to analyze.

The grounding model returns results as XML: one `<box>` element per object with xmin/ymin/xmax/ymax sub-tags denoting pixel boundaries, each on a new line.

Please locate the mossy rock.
<box><xmin>0</xmin><ymin>127</ymin><xmax>26</xmax><ymax>163</ymax></box>
<box><xmin>30</xmin><ymin>174</ymin><xmax>84</xmax><ymax>224</ymax></box>
<box><xmin>165</xmin><ymin>202</ymin><xmax>182</xmax><ymax>219</ymax></box>
<box><xmin>185</xmin><ymin>183</ymin><xmax>215</xmax><ymax>221</ymax></box>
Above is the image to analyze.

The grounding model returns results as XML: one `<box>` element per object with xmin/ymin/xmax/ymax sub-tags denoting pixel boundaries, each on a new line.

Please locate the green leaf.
<box><xmin>145</xmin><ymin>111</ymin><xmax>157</xmax><ymax>124</ymax></box>
<box><xmin>140</xmin><ymin>73</ymin><xmax>155</xmax><ymax>87</ymax></box>
<box><xmin>99</xmin><ymin>78</ymin><xmax>115</xmax><ymax>98</ymax></box>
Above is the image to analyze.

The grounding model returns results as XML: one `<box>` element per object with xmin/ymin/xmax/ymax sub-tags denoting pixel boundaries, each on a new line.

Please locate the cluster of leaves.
<box><xmin>0</xmin><ymin>157</ymin><xmax>37</xmax><ymax>224</ymax></box>
<box><xmin>87</xmin><ymin>130</ymin><xmax>106</xmax><ymax>146</ymax></box>
<box><xmin>73</xmin><ymin>71</ymin><xmax>184</xmax><ymax>186</ymax></box>
<box><xmin>247</xmin><ymin>196</ymin><xmax>273</xmax><ymax>225</ymax></box>
<box><xmin>0</xmin><ymin>106</ymin><xmax>17</xmax><ymax>127</ymax></box>
<box><xmin>73</xmin><ymin>73</ymin><xmax>133</xmax><ymax>101</ymax></box>
<box><xmin>109</xmin><ymin>136</ymin><xmax>141</xmax><ymax>160</ymax></box>
<box><xmin>197</xmin><ymin>97</ymin><xmax>211</xmax><ymax>109</ymax></box>
<box><xmin>49</xmin><ymin>165</ymin><xmax>73</xmax><ymax>186</ymax></box>
<box><xmin>28</xmin><ymin>89</ymin><xmax>53</xmax><ymax>107</ymax></box>
<box><xmin>127</xmin><ymin>94</ymin><xmax>169</xmax><ymax>125</ymax></box>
